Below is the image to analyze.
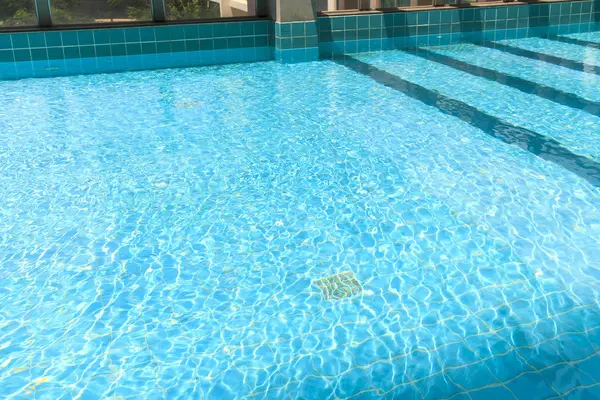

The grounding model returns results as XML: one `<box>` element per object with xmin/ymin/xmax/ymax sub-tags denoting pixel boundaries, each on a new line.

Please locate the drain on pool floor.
<box><xmin>314</xmin><ymin>271</ymin><xmax>363</xmax><ymax>300</ymax></box>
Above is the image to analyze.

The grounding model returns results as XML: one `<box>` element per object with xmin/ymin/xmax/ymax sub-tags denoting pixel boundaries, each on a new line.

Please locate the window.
<box><xmin>166</xmin><ymin>0</ymin><xmax>256</xmax><ymax>21</ymax></box>
<box><xmin>50</xmin><ymin>0</ymin><xmax>153</xmax><ymax>25</ymax></box>
<box><xmin>0</xmin><ymin>0</ymin><xmax>37</xmax><ymax>27</ymax></box>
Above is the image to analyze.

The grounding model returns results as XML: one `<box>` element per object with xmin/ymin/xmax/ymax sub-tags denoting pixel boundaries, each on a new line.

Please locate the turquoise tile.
<box><xmin>213</xmin><ymin>38</ymin><xmax>227</xmax><ymax>50</ymax></box>
<box><xmin>318</xmin><ymin>18</ymin><xmax>332</xmax><ymax>32</ymax></box>
<box><xmin>345</xmin><ymin>16</ymin><xmax>357</xmax><ymax>30</ymax></box>
<box><xmin>440</xmin><ymin>11</ymin><xmax>451</xmax><ymax>24</ymax></box>
<box><xmin>169</xmin><ymin>25</ymin><xmax>185</xmax><ymax>40</ymax></box>
<box><xmin>306</xmin><ymin>36</ymin><xmax>318</xmax><ymax>48</ymax></box>
<box><xmin>139</xmin><ymin>27</ymin><xmax>155</xmax><ymax>42</ymax></box>
<box><xmin>497</xmin><ymin>7</ymin><xmax>508</xmax><ymax>20</ymax></box>
<box><xmin>383</xmin><ymin>13</ymin><xmax>394</xmax><ymax>27</ymax></box>
<box><xmin>141</xmin><ymin>42</ymin><xmax>157</xmax><ymax>54</ymax></box>
<box><xmin>240</xmin><ymin>21</ymin><xmax>254</xmax><ymax>36</ymax></box>
<box><xmin>213</xmin><ymin>23</ymin><xmax>228</xmax><ymax>38</ymax></box>
<box><xmin>417</xmin><ymin>12</ymin><xmax>428</xmax><ymax>25</ymax></box>
<box><xmin>226</xmin><ymin>37</ymin><xmax>241</xmax><ymax>48</ymax></box>
<box><xmin>485</xmin><ymin>350</ymin><xmax>532</xmax><ymax>381</ymax></box>
<box><xmin>240</xmin><ymin>36</ymin><xmax>254</xmax><ymax>48</ymax></box>
<box><xmin>552</xmin><ymin>333</ymin><xmax>595</xmax><ymax>361</ymax></box>
<box><xmin>541</xmin><ymin>364</ymin><xmax>594</xmax><ymax>395</ymax></box>
<box><xmin>370</xmin><ymin>14</ymin><xmax>382</xmax><ymax>28</ymax></box>
<box><xmin>226</xmin><ymin>22</ymin><xmax>241</xmax><ymax>37</ymax></box>
<box><xmin>279</xmin><ymin>23</ymin><xmax>291</xmax><ymax>37</ymax></box>
<box><xmin>254</xmin><ymin>21</ymin><xmax>268</xmax><ymax>35</ymax></box>
<box><xmin>0</xmin><ymin>49</ymin><xmax>14</xmax><ymax>62</ymax></box>
<box><xmin>485</xmin><ymin>8</ymin><xmax>497</xmax><ymax>21</ymax></box>
<box><xmin>11</xmin><ymin>33</ymin><xmax>29</xmax><ymax>49</ymax></box>
<box><xmin>170</xmin><ymin>40</ymin><xmax>185</xmax><ymax>52</ymax></box>
<box><xmin>306</xmin><ymin>22</ymin><xmax>317</xmax><ymax>36</ymax></box>
<box><xmin>155</xmin><ymin>41</ymin><xmax>171</xmax><ymax>53</ymax></box>
<box><xmin>0</xmin><ymin>35</ymin><xmax>11</xmax><ymax>50</ymax></box>
<box><xmin>344</xmin><ymin>40</ymin><xmax>357</xmax><ymax>54</ymax></box>
<box><xmin>291</xmin><ymin>22</ymin><xmax>305</xmax><ymax>37</ymax></box>
<box><xmin>125</xmin><ymin>28</ymin><xmax>140</xmax><ymax>43</ymax></box>
<box><xmin>61</xmin><ymin>31</ymin><xmax>79</xmax><ymax>46</ymax></box>
<box><xmin>47</xmin><ymin>47</ymin><xmax>64</xmax><ymax>59</ymax></box>
<box><xmin>279</xmin><ymin>37</ymin><xmax>291</xmax><ymax>50</ymax></box>
<box><xmin>507</xmin><ymin>372</ymin><xmax>557</xmax><ymax>400</ymax></box>
<box><xmin>436</xmin><ymin>343</ymin><xmax>479</xmax><ymax>368</ymax></box>
<box><xmin>575</xmin><ymin>355</ymin><xmax>600</xmax><ymax>381</ymax></box>
<box><xmin>126</xmin><ymin>43</ymin><xmax>142</xmax><ymax>55</ymax></box>
<box><xmin>13</xmin><ymin>49</ymin><xmax>31</xmax><ymax>62</ymax></box>
<box><xmin>95</xmin><ymin>44</ymin><xmax>111</xmax><ymax>57</ymax></box>
<box><xmin>27</xmin><ymin>32</ymin><xmax>46</xmax><ymax>48</ymax></box>
<box><xmin>445</xmin><ymin>361</ymin><xmax>499</xmax><ymax>391</ymax></box>
<box><xmin>568</xmin><ymin>386</ymin><xmax>600</xmax><ymax>400</ymax></box>
<box><xmin>508</xmin><ymin>6</ymin><xmax>519</xmax><ymax>19</ymax></box>
<box><xmin>79</xmin><ymin>45</ymin><xmax>95</xmax><ymax>58</ymax></box>
<box><xmin>63</xmin><ymin>46</ymin><xmax>80</xmax><ymax>58</ymax></box>
<box><xmin>77</xmin><ymin>30</ymin><xmax>94</xmax><ymax>46</ymax></box>
<box><xmin>415</xmin><ymin>374</ymin><xmax>462</xmax><ymax>399</ymax></box>
<box><xmin>199</xmin><ymin>39</ymin><xmax>213</xmax><ymax>50</ymax></box>
<box><xmin>469</xmin><ymin>386</ymin><xmax>516</xmax><ymax>400</ymax></box>
<box><xmin>93</xmin><ymin>30</ymin><xmax>110</xmax><ymax>45</ymax></box>
<box><xmin>291</xmin><ymin>37</ymin><xmax>305</xmax><ymax>49</ymax></box>
<box><xmin>358</xmin><ymin>15</ymin><xmax>370</xmax><ymax>30</ymax></box>
<box><xmin>394</xmin><ymin>13</ymin><xmax>406</xmax><ymax>26</ymax></box>
<box><xmin>182</xmin><ymin>25</ymin><xmax>198</xmax><ymax>39</ymax></box>
<box><xmin>30</xmin><ymin>48</ymin><xmax>48</xmax><ymax>61</ymax></box>
<box><xmin>151</xmin><ymin>27</ymin><xmax>168</xmax><ymax>43</ymax></box>
<box><xmin>110</xmin><ymin>44</ymin><xmax>126</xmax><ymax>56</ymax></box>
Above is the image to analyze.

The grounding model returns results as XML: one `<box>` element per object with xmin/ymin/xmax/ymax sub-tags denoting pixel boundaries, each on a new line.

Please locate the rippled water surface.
<box><xmin>1</xmin><ymin>34</ymin><xmax>600</xmax><ymax>399</ymax></box>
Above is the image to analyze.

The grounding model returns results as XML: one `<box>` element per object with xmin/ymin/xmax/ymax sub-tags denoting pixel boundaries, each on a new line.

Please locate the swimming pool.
<box><xmin>1</xmin><ymin>32</ymin><xmax>600</xmax><ymax>399</ymax></box>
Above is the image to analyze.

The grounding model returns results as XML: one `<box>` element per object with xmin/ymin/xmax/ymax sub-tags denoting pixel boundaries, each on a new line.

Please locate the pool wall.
<box><xmin>0</xmin><ymin>0</ymin><xmax>598</xmax><ymax>78</ymax></box>
<box><xmin>318</xmin><ymin>1</ymin><xmax>600</xmax><ymax>57</ymax></box>
<box><xmin>0</xmin><ymin>20</ymin><xmax>273</xmax><ymax>79</ymax></box>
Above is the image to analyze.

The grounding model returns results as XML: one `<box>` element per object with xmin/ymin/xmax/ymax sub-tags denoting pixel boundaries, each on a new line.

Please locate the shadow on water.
<box><xmin>334</xmin><ymin>55</ymin><xmax>600</xmax><ymax>187</ymax></box>
<box><xmin>410</xmin><ymin>48</ymin><xmax>600</xmax><ymax>116</ymax></box>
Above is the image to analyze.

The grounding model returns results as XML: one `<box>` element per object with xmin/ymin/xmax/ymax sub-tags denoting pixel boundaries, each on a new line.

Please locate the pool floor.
<box><xmin>1</xmin><ymin>32</ymin><xmax>600</xmax><ymax>399</ymax></box>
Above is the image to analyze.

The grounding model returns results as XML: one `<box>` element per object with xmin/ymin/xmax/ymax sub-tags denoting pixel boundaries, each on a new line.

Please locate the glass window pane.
<box><xmin>50</xmin><ymin>0</ymin><xmax>153</xmax><ymax>25</ymax></box>
<box><xmin>166</xmin><ymin>0</ymin><xmax>256</xmax><ymax>21</ymax></box>
<box><xmin>0</xmin><ymin>0</ymin><xmax>37</xmax><ymax>27</ymax></box>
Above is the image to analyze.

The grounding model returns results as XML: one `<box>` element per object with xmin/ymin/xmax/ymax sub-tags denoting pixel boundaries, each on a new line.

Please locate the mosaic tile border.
<box><xmin>318</xmin><ymin>0</ymin><xmax>600</xmax><ymax>56</ymax></box>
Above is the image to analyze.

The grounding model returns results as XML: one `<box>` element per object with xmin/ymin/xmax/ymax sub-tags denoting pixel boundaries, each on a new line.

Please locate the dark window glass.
<box><xmin>0</xmin><ymin>0</ymin><xmax>37</xmax><ymax>27</ymax></box>
<box><xmin>50</xmin><ymin>0</ymin><xmax>153</xmax><ymax>25</ymax></box>
<box><xmin>166</xmin><ymin>0</ymin><xmax>256</xmax><ymax>21</ymax></box>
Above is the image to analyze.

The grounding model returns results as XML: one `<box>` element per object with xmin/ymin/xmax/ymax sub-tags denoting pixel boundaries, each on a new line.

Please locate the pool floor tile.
<box><xmin>506</xmin><ymin>372</ymin><xmax>559</xmax><ymax>400</ymax></box>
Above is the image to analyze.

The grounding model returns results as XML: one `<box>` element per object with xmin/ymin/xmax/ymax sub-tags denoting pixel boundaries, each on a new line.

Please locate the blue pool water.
<box><xmin>1</xmin><ymin>33</ymin><xmax>600</xmax><ymax>399</ymax></box>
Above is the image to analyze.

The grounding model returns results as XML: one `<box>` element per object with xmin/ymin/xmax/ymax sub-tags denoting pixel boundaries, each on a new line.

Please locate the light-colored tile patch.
<box><xmin>314</xmin><ymin>271</ymin><xmax>363</xmax><ymax>300</ymax></box>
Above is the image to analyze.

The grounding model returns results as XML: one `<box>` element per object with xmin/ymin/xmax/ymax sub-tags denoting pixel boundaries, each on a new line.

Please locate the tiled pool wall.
<box><xmin>0</xmin><ymin>20</ymin><xmax>273</xmax><ymax>79</ymax></box>
<box><xmin>274</xmin><ymin>21</ymin><xmax>320</xmax><ymax>63</ymax></box>
<box><xmin>318</xmin><ymin>0</ymin><xmax>600</xmax><ymax>57</ymax></box>
<box><xmin>0</xmin><ymin>0</ymin><xmax>599</xmax><ymax>78</ymax></box>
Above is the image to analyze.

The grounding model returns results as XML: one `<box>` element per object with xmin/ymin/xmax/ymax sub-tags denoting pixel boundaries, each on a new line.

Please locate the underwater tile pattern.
<box><xmin>1</xmin><ymin>29</ymin><xmax>600</xmax><ymax>397</ymax></box>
